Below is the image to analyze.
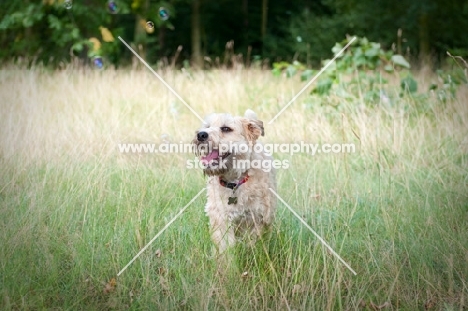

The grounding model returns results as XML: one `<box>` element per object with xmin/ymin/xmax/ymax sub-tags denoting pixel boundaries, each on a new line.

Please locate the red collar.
<box><xmin>219</xmin><ymin>175</ymin><xmax>249</xmax><ymax>190</ymax></box>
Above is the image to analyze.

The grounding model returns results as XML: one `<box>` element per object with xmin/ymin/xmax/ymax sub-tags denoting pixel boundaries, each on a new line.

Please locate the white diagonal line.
<box><xmin>269</xmin><ymin>188</ymin><xmax>357</xmax><ymax>275</ymax></box>
<box><xmin>268</xmin><ymin>36</ymin><xmax>357</xmax><ymax>124</ymax></box>
<box><xmin>117</xmin><ymin>188</ymin><xmax>205</xmax><ymax>276</ymax></box>
<box><xmin>118</xmin><ymin>36</ymin><xmax>204</xmax><ymax>123</ymax></box>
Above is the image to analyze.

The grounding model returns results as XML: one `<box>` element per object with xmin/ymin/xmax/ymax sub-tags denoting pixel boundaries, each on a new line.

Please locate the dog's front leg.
<box><xmin>208</xmin><ymin>213</ymin><xmax>239</xmax><ymax>275</ymax></box>
<box><xmin>207</xmin><ymin>211</ymin><xmax>235</xmax><ymax>253</ymax></box>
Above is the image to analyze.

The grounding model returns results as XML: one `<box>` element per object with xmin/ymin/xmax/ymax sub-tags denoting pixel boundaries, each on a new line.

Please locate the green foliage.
<box><xmin>272</xmin><ymin>60</ymin><xmax>305</xmax><ymax>77</ymax></box>
<box><xmin>430</xmin><ymin>68</ymin><xmax>467</xmax><ymax>102</ymax></box>
<box><xmin>332</xmin><ymin>37</ymin><xmax>410</xmax><ymax>72</ymax></box>
<box><xmin>312</xmin><ymin>77</ymin><xmax>334</xmax><ymax>96</ymax></box>
<box><xmin>0</xmin><ymin>3</ymin><xmax>45</xmax><ymax>29</ymax></box>
<box><xmin>271</xmin><ymin>37</ymin><xmax>467</xmax><ymax>111</ymax></box>
<box><xmin>0</xmin><ymin>1</ymin><xmax>111</xmax><ymax>66</ymax></box>
<box><xmin>0</xmin><ymin>0</ymin><xmax>140</xmax><ymax>67</ymax></box>
<box><xmin>272</xmin><ymin>36</ymin><xmax>461</xmax><ymax>114</ymax></box>
<box><xmin>400</xmin><ymin>72</ymin><xmax>418</xmax><ymax>94</ymax></box>
<box><xmin>273</xmin><ymin>36</ymin><xmax>410</xmax><ymax>103</ymax></box>
<box><xmin>300</xmin><ymin>69</ymin><xmax>314</xmax><ymax>81</ymax></box>
<box><xmin>333</xmin><ymin>38</ymin><xmax>384</xmax><ymax>71</ymax></box>
<box><xmin>391</xmin><ymin>55</ymin><xmax>411</xmax><ymax>69</ymax></box>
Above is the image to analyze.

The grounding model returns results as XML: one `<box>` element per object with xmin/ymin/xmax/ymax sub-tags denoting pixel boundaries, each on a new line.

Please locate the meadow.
<box><xmin>0</xmin><ymin>65</ymin><xmax>467</xmax><ymax>310</ymax></box>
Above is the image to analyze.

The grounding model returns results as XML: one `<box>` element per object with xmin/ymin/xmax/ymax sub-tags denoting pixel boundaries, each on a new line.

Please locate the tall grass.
<box><xmin>0</xmin><ymin>66</ymin><xmax>467</xmax><ymax>310</ymax></box>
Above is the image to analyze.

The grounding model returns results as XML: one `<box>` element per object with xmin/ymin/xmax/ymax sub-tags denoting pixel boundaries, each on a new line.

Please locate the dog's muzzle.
<box><xmin>193</xmin><ymin>131</ymin><xmax>231</xmax><ymax>173</ymax></box>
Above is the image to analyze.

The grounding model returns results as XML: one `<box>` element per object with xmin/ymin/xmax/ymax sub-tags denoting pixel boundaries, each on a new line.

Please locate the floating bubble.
<box><xmin>146</xmin><ymin>21</ymin><xmax>155</xmax><ymax>30</ymax></box>
<box><xmin>161</xmin><ymin>133</ymin><xmax>171</xmax><ymax>143</ymax></box>
<box><xmin>64</xmin><ymin>0</ymin><xmax>72</xmax><ymax>10</ymax></box>
<box><xmin>158</xmin><ymin>7</ymin><xmax>169</xmax><ymax>20</ymax></box>
<box><xmin>93</xmin><ymin>56</ymin><xmax>103</xmax><ymax>69</ymax></box>
<box><xmin>107</xmin><ymin>1</ymin><xmax>118</xmax><ymax>14</ymax></box>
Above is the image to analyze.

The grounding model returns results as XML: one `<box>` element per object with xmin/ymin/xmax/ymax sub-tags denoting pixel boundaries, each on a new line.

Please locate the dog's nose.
<box><xmin>197</xmin><ymin>131</ymin><xmax>208</xmax><ymax>142</ymax></box>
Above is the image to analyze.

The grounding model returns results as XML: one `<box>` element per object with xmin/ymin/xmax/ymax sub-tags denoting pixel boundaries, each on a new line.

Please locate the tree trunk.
<box><xmin>243</xmin><ymin>0</ymin><xmax>249</xmax><ymax>36</ymax></box>
<box><xmin>418</xmin><ymin>12</ymin><xmax>430</xmax><ymax>63</ymax></box>
<box><xmin>132</xmin><ymin>0</ymin><xmax>150</xmax><ymax>63</ymax></box>
<box><xmin>191</xmin><ymin>0</ymin><xmax>203</xmax><ymax>68</ymax></box>
<box><xmin>243</xmin><ymin>0</ymin><xmax>249</xmax><ymax>66</ymax></box>
<box><xmin>261</xmin><ymin>0</ymin><xmax>268</xmax><ymax>55</ymax></box>
<box><xmin>133</xmin><ymin>15</ymin><xmax>146</xmax><ymax>61</ymax></box>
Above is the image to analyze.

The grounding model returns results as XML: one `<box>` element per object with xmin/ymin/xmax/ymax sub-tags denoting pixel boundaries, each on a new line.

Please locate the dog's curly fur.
<box><xmin>192</xmin><ymin>110</ymin><xmax>276</xmax><ymax>252</ymax></box>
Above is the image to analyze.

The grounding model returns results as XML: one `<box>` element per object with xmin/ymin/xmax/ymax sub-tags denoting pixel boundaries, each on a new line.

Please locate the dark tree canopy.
<box><xmin>0</xmin><ymin>0</ymin><xmax>467</xmax><ymax>68</ymax></box>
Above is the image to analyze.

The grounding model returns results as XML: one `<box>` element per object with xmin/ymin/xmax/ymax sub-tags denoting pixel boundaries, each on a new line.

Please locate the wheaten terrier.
<box><xmin>193</xmin><ymin>110</ymin><xmax>276</xmax><ymax>253</ymax></box>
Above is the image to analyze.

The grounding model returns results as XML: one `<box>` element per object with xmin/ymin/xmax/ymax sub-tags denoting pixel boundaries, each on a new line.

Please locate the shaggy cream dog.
<box><xmin>192</xmin><ymin>110</ymin><xmax>276</xmax><ymax>252</ymax></box>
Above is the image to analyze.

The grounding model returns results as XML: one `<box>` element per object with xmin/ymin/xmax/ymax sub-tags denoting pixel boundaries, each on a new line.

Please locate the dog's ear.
<box><xmin>242</xmin><ymin>118</ymin><xmax>264</xmax><ymax>142</ymax></box>
<box><xmin>255</xmin><ymin>119</ymin><xmax>265</xmax><ymax>136</ymax></box>
<box><xmin>243</xmin><ymin>109</ymin><xmax>264</xmax><ymax>137</ymax></box>
<box><xmin>244</xmin><ymin>109</ymin><xmax>258</xmax><ymax>120</ymax></box>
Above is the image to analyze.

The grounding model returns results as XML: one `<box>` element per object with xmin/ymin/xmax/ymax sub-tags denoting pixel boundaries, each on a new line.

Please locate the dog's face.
<box><xmin>192</xmin><ymin>110</ymin><xmax>264</xmax><ymax>177</ymax></box>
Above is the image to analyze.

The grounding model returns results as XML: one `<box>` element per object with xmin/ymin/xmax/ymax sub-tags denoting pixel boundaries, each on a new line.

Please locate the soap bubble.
<box><xmin>93</xmin><ymin>56</ymin><xmax>103</xmax><ymax>69</ymax></box>
<box><xmin>158</xmin><ymin>7</ymin><xmax>169</xmax><ymax>20</ymax></box>
<box><xmin>146</xmin><ymin>21</ymin><xmax>155</xmax><ymax>30</ymax></box>
<box><xmin>107</xmin><ymin>1</ymin><xmax>118</xmax><ymax>14</ymax></box>
<box><xmin>64</xmin><ymin>0</ymin><xmax>72</xmax><ymax>10</ymax></box>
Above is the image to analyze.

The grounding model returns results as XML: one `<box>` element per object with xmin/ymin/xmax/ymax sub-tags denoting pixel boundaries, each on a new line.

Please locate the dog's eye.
<box><xmin>220</xmin><ymin>127</ymin><xmax>232</xmax><ymax>133</ymax></box>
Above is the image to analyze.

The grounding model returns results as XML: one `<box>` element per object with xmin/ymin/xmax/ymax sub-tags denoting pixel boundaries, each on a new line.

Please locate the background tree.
<box><xmin>191</xmin><ymin>0</ymin><xmax>202</xmax><ymax>68</ymax></box>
